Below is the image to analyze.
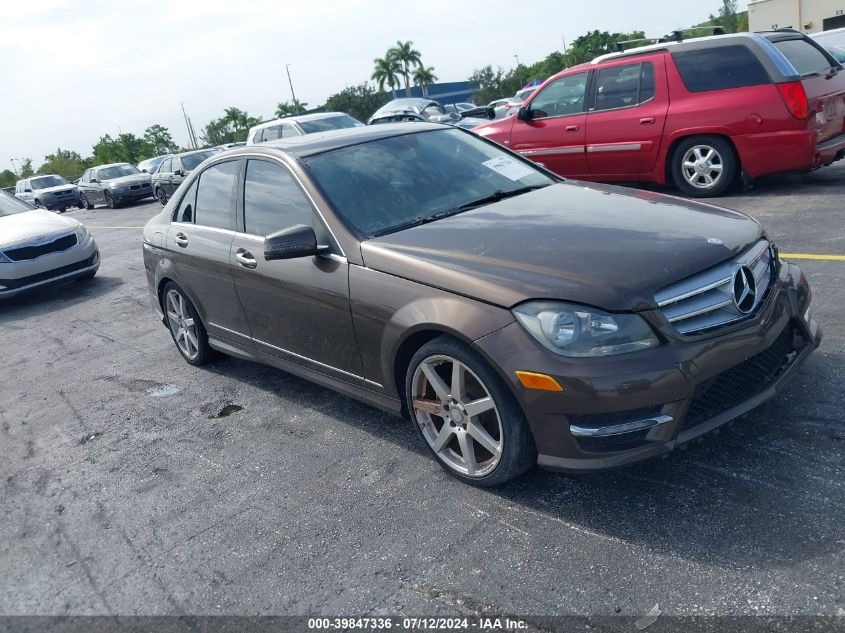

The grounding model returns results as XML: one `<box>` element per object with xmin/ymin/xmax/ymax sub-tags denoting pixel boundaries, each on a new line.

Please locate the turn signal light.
<box><xmin>776</xmin><ymin>81</ymin><xmax>808</xmax><ymax>120</ymax></box>
<box><xmin>515</xmin><ymin>371</ymin><xmax>564</xmax><ymax>392</ymax></box>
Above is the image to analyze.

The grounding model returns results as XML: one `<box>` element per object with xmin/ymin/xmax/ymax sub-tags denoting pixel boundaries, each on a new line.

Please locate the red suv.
<box><xmin>474</xmin><ymin>31</ymin><xmax>845</xmax><ymax>197</ymax></box>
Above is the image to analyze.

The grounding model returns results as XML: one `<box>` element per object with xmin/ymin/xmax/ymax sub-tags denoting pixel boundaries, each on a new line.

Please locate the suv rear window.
<box><xmin>772</xmin><ymin>38</ymin><xmax>835</xmax><ymax>75</ymax></box>
<box><xmin>672</xmin><ymin>45</ymin><xmax>770</xmax><ymax>92</ymax></box>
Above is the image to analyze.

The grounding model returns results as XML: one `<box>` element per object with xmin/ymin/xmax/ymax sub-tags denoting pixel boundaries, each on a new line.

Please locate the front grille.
<box><xmin>130</xmin><ymin>184</ymin><xmax>140</xmax><ymax>190</ymax></box>
<box><xmin>4</xmin><ymin>233</ymin><xmax>78</xmax><ymax>261</ymax></box>
<box><xmin>0</xmin><ymin>252</ymin><xmax>96</xmax><ymax>290</ymax></box>
<box><xmin>655</xmin><ymin>240</ymin><xmax>775</xmax><ymax>335</ymax></box>
<box><xmin>54</xmin><ymin>189</ymin><xmax>73</xmax><ymax>197</ymax></box>
<box><xmin>141</xmin><ymin>182</ymin><xmax>151</xmax><ymax>188</ymax></box>
<box><xmin>682</xmin><ymin>323</ymin><xmax>801</xmax><ymax>430</ymax></box>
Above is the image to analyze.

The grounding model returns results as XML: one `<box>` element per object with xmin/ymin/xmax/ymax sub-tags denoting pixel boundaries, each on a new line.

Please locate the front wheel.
<box><xmin>104</xmin><ymin>191</ymin><xmax>117</xmax><ymax>208</ymax></box>
<box><xmin>162</xmin><ymin>282</ymin><xmax>213</xmax><ymax>366</ymax></box>
<box><xmin>80</xmin><ymin>193</ymin><xmax>93</xmax><ymax>209</ymax></box>
<box><xmin>670</xmin><ymin>136</ymin><xmax>738</xmax><ymax>198</ymax></box>
<box><xmin>406</xmin><ymin>336</ymin><xmax>535</xmax><ymax>487</ymax></box>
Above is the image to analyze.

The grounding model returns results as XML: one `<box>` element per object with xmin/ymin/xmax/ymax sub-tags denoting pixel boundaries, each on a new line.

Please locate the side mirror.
<box><xmin>264</xmin><ymin>224</ymin><xmax>329</xmax><ymax>261</ymax></box>
<box><xmin>141</xmin><ymin>169</ymin><xmax>148</xmax><ymax>173</ymax></box>
<box><xmin>460</xmin><ymin>106</ymin><xmax>496</xmax><ymax>120</ymax></box>
<box><xmin>91</xmin><ymin>179</ymin><xmax>100</xmax><ymax>184</ymax></box>
<box><xmin>517</xmin><ymin>107</ymin><xmax>532</xmax><ymax>122</ymax></box>
<box><xmin>24</xmin><ymin>188</ymin><xmax>32</xmax><ymax>193</ymax></box>
<box><xmin>174</xmin><ymin>169</ymin><xmax>184</xmax><ymax>177</ymax></box>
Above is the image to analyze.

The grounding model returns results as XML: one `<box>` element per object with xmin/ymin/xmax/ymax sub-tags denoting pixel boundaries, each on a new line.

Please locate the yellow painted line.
<box><xmin>781</xmin><ymin>253</ymin><xmax>845</xmax><ymax>261</ymax></box>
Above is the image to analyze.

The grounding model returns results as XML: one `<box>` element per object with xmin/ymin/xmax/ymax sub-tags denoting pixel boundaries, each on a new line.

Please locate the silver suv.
<box><xmin>14</xmin><ymin>175</ymin><xmax>84</xmax><ymax>213</ymax></box>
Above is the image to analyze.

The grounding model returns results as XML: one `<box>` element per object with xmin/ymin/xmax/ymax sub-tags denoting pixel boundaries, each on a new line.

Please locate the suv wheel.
<box><xmin>406</xmin><ymin>336</ymin><xmax>535</xmax><ymax>487</ymax></box>
<box><xmin>671</xmin><ymin>136</ymin><xmax>737</xmax><ymax>198</ymax></box>
<box><xmin>156</xmin><ymin>187</ymin><xmax>167</xmax><ymax>206</ymax></box>
<box><xmin>162</xmin><ymin>282</ymin><xmax>213</xmax><ymax>366</ymax></box>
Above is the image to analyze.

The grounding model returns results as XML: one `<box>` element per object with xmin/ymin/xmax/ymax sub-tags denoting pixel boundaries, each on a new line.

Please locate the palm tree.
<box><xmin>275</xmin><ymin>99</ymin><xmax>309</xmax><ymax>118</ymax></box>
<box><xmin>390</xmin><ymin>40</ymin><xmax>422</xmax><ymax>97</ymax></box>
<box><xmin>413</xmin><ymin>66</ymin><xmax>438</xmax><ymax>97</ymax></box>
<box><xmin>372</xmin><ymin>54</ymin><xmax>401</xmax><ymax>99</ymax></box>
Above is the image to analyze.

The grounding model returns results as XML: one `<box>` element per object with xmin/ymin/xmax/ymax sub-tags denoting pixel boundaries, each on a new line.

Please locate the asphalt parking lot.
<box><xmin>1</xmin><ymin>169</ymin><xmax>843</xmax><ymax>621</ymax></box>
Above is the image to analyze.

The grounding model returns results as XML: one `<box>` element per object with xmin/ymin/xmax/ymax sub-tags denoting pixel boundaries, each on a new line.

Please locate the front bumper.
<box><xmin>0</xmin><ymin>237</ymin><xmax>100</xmax><ymax>299</ymax></box>
<box><xmin>112</xmin><ymin>185</ymin><xmax>154</xmax><ymax>202</ymax></box>
<box><xmin>41</xmin><ymin>195</ymin><xmax>83</xmax><ymax>210</ymax></box>
<box><xmin>473</xmin><ymin>261</ymin><xmax>820</xmax><ymax>472</ymax></box>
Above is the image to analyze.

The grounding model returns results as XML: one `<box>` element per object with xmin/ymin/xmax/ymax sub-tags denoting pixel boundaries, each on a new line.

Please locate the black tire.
<box><xmin>156</xmin><ymin>186</ymin><xmax>167</xmax><ymax>206</ymax></box>
<box><xmin>80</xmin><ymin>193</ymin><xmax>93</xmax><ymax>210</ymax></box>
<box><xmin>405</xmin><ymin>335</ymin><xmax>535</xmax><ymax>487</ymax></box>
<box><xmin>161</xmin><ymin>282</ymin><xmax>214</xmax><ymax>366</ymax></box>
<box><xmin>670</xmin><ymin>135</ymin><xmax>738</xmax><ymax>198</ymax></box>
<box><xmin>33</xmin><ymin>199</ymin><xmax>42</xmax><ymax>208</ymax></box>
<box><xmin>104</xmin><ymin>191</ymin><xmax>117</xmax><ymax>209</ymax></box>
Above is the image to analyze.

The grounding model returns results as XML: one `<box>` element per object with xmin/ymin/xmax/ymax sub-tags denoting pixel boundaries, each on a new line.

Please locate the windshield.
<box><xmin>181</xmin><ymin>150</ymin><xmax>217</xmax><ymax>171</ymax></box>
<box><xmin>298</xmin><ymin>114</ymin><xmax>364</xmax><ymax>134</ymax></box>
<box><xmin>303</xmin><ymin>128</ymin><xmax>555</xmax><ymax>238</ymax></box>
<box><xmin>98</xmin><ymin>164</ymin><xmax>140</xmax><ymax>180</ymax></box>
<box><xmin>0</xmin><ymin>192</ymin><xmax>34</xmax><ymax>217</ymax></box>
<box><xmin>30</xmin><ymin>175</ymin><xmax>68</xmax><ymax>189</ymax></box>
<box><xmin>813</xmin><ymin>31</ymin><xmax>845</xmax><ymax>62</ymax></box>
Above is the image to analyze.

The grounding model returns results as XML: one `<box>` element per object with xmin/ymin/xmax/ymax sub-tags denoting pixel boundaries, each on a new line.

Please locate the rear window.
<box><xmin>772</xmin><ymin>39</ymin><xmax>836</xmax><ymax>75</ymax></box>
<box><xmin>672</xmin><ymin>45</ymin><xmax>770</xmax><ymax>92</ymax></box>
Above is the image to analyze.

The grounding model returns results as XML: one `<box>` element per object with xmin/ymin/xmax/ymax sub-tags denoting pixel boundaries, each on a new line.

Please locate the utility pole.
<box><xmin>181</xmin><ymin>102</ymin><xmax>197</xmax><ymax>149</ymax></box>
<box><xmin>10</xmin><ymin>159</ymin><xmax>20</xmax><ymax>176</ymax></box>
<box><xmin>514</xmin><ymin>54</ymin><xmax>520</xmax><ymax>66</ymax></box>
<box><xmin>286</xmin><ymin>64</ymin><xmax>300</xmax><ymax>114</ymax></box>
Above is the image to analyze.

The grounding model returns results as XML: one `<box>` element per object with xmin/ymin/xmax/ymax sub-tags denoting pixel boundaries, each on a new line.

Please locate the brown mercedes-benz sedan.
<box><xmin>142</xmin><ymin>123</ymin><xmax>820</xmax><ymax>486</ymax></box>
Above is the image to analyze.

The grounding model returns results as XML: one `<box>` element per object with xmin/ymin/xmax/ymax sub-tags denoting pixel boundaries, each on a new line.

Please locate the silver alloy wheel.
<box><xmin>411</xmin><ymin>354</ymin><xmax>503</xmax><ymax>477</ymax></box>
<box><xmin>165</xmin><ymin>288</ymin><xmax>199</xmax><ymax>360</ymax></box>
<box><xmin>681</xmin><ymin>144</ymin><xmax>724</xmax><ymax>190</ymax></box>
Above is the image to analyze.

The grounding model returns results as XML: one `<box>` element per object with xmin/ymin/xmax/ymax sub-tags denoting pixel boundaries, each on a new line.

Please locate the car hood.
<box><xmin>105</xmin><ymin>174</ymin><xmax>150</xmax><ymax>187</ymax></box>
<box><xmin>37</xmin><ymin>184</ymin><xmax>78</xmax><ymax>194</ymax></box>
<box><xmin>0</xmin><ymin>209</ymin><xmax>79</xmax><ymax>247</ymax></box>
<box><xmin>360</xmin><ymin>182</ymin><xmax>763</xmax><ymax>311</ymax></box>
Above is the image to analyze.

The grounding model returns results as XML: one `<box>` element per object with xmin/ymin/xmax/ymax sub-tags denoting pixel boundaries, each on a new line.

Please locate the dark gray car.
<box><xmin>142</xmin><ymin>124</ymin><xmax>819</xmax><ymax>486</ymax></box>
<box><xmin>79</xmin><ymin>163</ymin><xmax>153</xmax><ymax>209</ymax></box>
<box><xmin>152</xmin><ymin>148</ymin><xmax>220</xmax><ymax>206</ymax></box>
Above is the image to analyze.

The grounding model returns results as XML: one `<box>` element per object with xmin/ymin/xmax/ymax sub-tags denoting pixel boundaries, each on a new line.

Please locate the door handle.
<box><xmin>565</xmin><ymin>125</ymin><xmax>580</xmax><ymax>132</ymax></box>
<box><xmin>639</xmin><ymin>117</ymin><xmax>655</xmax><ymax>125</ymax></box>
<box><xmin>235</xmin><ymin>248</ymin><xmax>257</xmax><ymax>269</ymax></box>
<box><xmin>174</xmin><ymin>232</ymin><xmax>188</xmax><ymax>247</ymax></box>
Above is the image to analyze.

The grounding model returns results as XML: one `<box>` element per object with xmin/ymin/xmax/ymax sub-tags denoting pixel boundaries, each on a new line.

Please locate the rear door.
<box><xmin>768</xmin><ymin>34</ymin><xmax>845</xmax><ymax>142</ymax></box>
<box><xmin>169</xmin><ymin>157</ymin><xmax>185</xmax><ymax>195</ymax></box>
<box><xmin>508</xmin><ymin>71</ymin><xmax>590</xmax><ymax>177</ymax></box>
<box><xmin>156</xmin><ymin>159</ymin><xmax>172</xmax><ymax>198</ymax></box>
<box><xmin>584</xmin><ymin>56</ymin><xmax>670</xmax><ymax>177</ymax></box>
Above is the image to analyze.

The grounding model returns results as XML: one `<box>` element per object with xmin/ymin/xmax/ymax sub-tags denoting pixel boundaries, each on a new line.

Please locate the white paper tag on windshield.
<box><xmin>482</xmin><ymin>156</ymin><xmax>535</xmax><ymax>181</ymax></box>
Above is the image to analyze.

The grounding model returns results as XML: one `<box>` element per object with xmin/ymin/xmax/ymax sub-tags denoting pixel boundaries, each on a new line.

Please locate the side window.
<box><xmin>194</xmin><ymin>161</ymin><xmax>238</xmax><ymax>230</ymax></box>
<box><xmin>243</xmin><ymin>160</ymin><xmax>314</xmax><ymax>237</ymax></box>
<box><xmin>253</xmin><ymin>129</ymin><xmax>264</xmax><ymax>143</ymax></box>
<box><xmin>529</xmin><ymin>72</ymin><xmax>588</xmax><ymax>118</ymax></box>
<box><xmin>592</xmin><ymin>62</ymin><xmax>656</xmax><ymax>111</ymax></box>
<box><xmin>262</xmin><ymin>125</ymin><xmax>282</xmax><ymax>142</ymax></box>
<box><xmin>672</xmin><ymin>46</ymin><xmax>770</xmax><ymax>92</ymax></box>
<box><xmin>160</xmin><ymin>159</ymin><xmax>172</xmax><ymax>174</ymax></box>
<box><xmin>772</xmin><ymin>38</ymin><xmax>836</xmax><ymax>75</ymax></box>
<box><xmin>172</xmin><ymin>158</ymin><xmax>182</xmax><ymax>173</ymax></box>
<box><xmin>280</xmin><ymin>124</ymin><xmax>301</xmax><ymax>138</ymax></box>
<box><xmin>174</xmin><ymin>180</ymin><xmax>198</xmax><ymax>223</ymax></box>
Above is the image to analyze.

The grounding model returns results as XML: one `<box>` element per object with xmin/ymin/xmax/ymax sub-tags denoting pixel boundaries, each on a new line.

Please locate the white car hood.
<box><xmin>0</xmin><ymin>209</ymin><xmax>78</xmax><ymax>247</ymax></box>
<box><xmin>37</xmin><ymin>184</ymin><xmax>78</xmax><ymax>194</ymax></box>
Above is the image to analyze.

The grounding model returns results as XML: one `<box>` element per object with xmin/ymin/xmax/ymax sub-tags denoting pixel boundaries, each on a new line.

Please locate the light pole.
<box><xmin>286</xmin><ymin>64</ymin><xmax>300</xmax><ymax>114</ymax></box>
<box><xmin>513</xmin><ymin>54</ymin><xmax>520</xmax><ymax>66</ymax></box>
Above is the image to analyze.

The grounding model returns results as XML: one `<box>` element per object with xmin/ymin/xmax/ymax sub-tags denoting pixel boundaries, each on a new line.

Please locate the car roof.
<box><xmin>371</xmin><ymin>98</ymin><xmax>439</xmax><ymax>117</ymax></box>
<box><xmin>169</xmin><ymin>148</ymin><xmax>219</xmax><ymax>159</ymax></box>
<box><xmin>93</xmin><ymin>162</ymin><xmax>132</xmax><ymax>169</ymax></box>
<box><xmin>222</xmin><ymin>122</ymin><xmax>447</xmax><ymax>159</ymax></box>
<box><xmin>249</xmin><ymin>112</ymin><xmax>351</xmax><ymax>133</ymax></box>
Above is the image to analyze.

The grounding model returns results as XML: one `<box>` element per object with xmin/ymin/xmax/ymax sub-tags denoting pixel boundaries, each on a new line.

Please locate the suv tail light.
<box><xmin>777</xmin><ymin>81</ymin><xmax>808</xmax><ymax>119</ymax></box>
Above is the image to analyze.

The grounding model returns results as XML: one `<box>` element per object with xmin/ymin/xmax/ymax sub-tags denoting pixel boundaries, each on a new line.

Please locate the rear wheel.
<box><xmin>80</xmin><ymin>193</ymin><xmax>93</xmax><ymax>209</ymax></box>
<box><xmin>162</xmin><ymin>282</ymin><xmax>213</xmax><ymax>366</ymax></box>
<box><xmin>671</xmin><ymin>135</ymin><xmax>738</xmax><ymax>198</ymax></box>
<box><xmin>406</xmin><ymin>336</ymin><xmax>535</xmax><ymax>487</ymax></box>
<box><xmin>156</xmin><ymin>187</ymin><xmax>167</xmax><ymax>206</ymax></box>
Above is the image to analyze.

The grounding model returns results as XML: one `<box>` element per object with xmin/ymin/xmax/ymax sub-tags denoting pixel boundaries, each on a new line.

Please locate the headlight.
<box><xmin>512</xmin><ymin>301</ymin><xmax>659</xmax><ymax>357</ymax></box>
<box><xmin>75</xmin><ymin>223</ymin><xmax>89</xmax><ymax>242</ymax></box>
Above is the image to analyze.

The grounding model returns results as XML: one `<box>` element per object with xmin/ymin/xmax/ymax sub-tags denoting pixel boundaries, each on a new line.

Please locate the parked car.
<box><xmin>246</xmin><ymin>113</ymin><xmax>364</xmax><ymax>145</ymax></box>
<box><xmin>0</xmin><ymin>190</ymin><xmax>99</xmax><ymax>298</ymax></box>
<box><xmin>14</xmin><ymin>175</ymin><xmax>83</xmax><ymax>212</ymax></box>
<box><xmin>152</xmin><ymin>148</ymin><xmax>220</xmax><ymax>205</ymax></box>
<box><xmin>78</xmin><ymin>163</ymin><xmax>154</xmax><ymax>209</ymax></box>
<box><xmin>216</xmin><ymin>142</ymin><xmax>247</xmax><ymax>150</ymax></box>
<box><xmin>137</xmin><ymin>155</ymin><xmax>168</xmax><ymax>175</ymax></box>
<box><xmin>368</xmin><ymin>98</ymin><xmax>490</xmax><ymax>129</ymax></box>
<box><xmin>142</xmin><ymin>123</ymin><xmax>818</xmax><ymax>486</ymax></box>
<box><xmin>474</xmin><ymin>30</ymin><xmax>845</xmax><ymax>197</ymax></box>
<box><xmin>514</xmin><ymin>87</ymin><xmax>537</xmax><ymax>101</ymax></box>
<box><xmin>487</xmin><ymin>97</ymin><xmax>523</xmax><ymax>119</ymax></box>
<box><xmin>810</xmin><ymin>27</ymin><xmax>845</xmax><ymax>62</ymax></box>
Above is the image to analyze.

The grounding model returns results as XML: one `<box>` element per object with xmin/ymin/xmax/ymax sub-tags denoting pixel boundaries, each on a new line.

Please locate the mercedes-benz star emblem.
<box><xmin>732</xmin><ymin>266</ymin><xmax>757</xmax><ymax>313</ymax></box>
<box><xmin>707</xmin><ymin>237</ymin><xmax>724</xmax><ymax>246</ymax></box>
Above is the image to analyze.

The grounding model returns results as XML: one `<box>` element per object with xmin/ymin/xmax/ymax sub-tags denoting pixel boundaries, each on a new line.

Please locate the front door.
<box><xmin>508</xmin><ymin>71</ymin><xmax>590</xmax><ymax>177</ymax></box>
<box><xmin>229</xmin><ymin>158</ymin><xmax>363</xmax><ymax>381</ymax></box>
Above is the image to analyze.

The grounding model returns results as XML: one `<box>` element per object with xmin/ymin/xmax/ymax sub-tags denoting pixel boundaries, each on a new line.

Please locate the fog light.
<box><xmin>516</xmin><ymin>371</ymin><xmax>564</xmax><ymax>392</ymax></box>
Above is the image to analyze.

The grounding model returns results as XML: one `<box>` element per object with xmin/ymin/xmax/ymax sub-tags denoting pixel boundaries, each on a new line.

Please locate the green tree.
<box><xmin>566</xmin><ymin>30</ymin><xmax>647</xmax><ymax>65</ymax></box>
<box><xmin>92</xmin><ymin>133</ymin><xmax>151</xmax><ymax>165</ymax></box>
<box><xmin>413</xmin><ymin>66</ymin><xmax>438</xmax><ymax>97</ymax></box>
<box><xmin>0</xmin><ymin>169</ymin><xmax>17</xmax><ymax>189</ymax></box>
<box><xmin>200</xmin><ymin>107</ymin><xmax>261</xmax><ymax>146</ymax></box>
<box><xmin>275</xmin><ymin>99</ymin><xmax>309</xmax><ymax>118</ymax></box>
<box><xmin>20</xmin><ymin>159</ymin><xmax>35</xmax><ymax>178</ymax></box>
<box><xmin>709</xmin><ymin>0</ymin><xmax>740</xmax><ymax>33</ymax></box>
<box><xmin>372</xmin><ymin>54</ymin><xmax>402</xmax><ymax>99</ymax></box>
<box><xmin>324</xmin><ymin>83</ymin><xmax>389</xmax><ymax>122</ymax></box>
<box><xmin>143</xmin><ymin>124</ymin><xmax>179</xmax><ymax>156</ymax></box>
<box><xmin>390</xmin><ymin>40</ymin><xmax>422</xmax><ymax>97</ymax></box>
<box><xmin>38</xmin><ymin>149</ymin><xmax>89</xmax><ymax>181</ymax></box>
<box><xmin>468</xmin><ymin>65</ymin><xmax>523</xmax><ymax>105</ymax></box>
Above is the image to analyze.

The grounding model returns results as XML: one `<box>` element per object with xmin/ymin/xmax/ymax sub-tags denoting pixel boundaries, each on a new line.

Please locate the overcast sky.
<box><xmin>0</xmin><ymin>0</ymin><xmax>739</xmax><ymax>172</ymax></box>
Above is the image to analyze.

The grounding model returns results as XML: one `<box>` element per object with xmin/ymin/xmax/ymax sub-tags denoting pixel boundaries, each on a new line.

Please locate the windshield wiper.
<box><xmin>455</xmin><ymin>184</ymin><xmax>550</xmax><ymax>211</ymax></box>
